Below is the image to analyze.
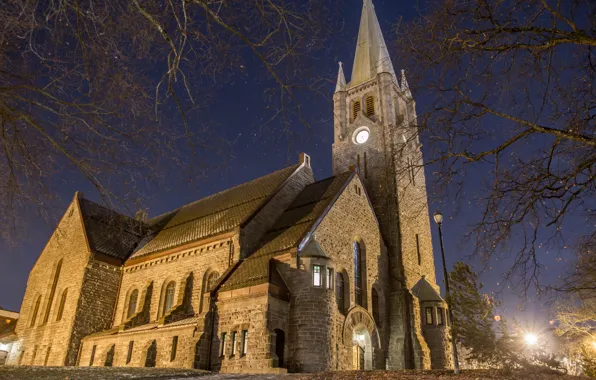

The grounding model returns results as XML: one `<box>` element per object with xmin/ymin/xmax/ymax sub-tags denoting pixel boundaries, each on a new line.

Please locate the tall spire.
<box><xmin>349</xmin><ymin>0</ymin><xmax>396</xmax><ymax>87</ymax></box>
<box><xmin>335</xmin><ymin>62</ymin><xmax>347</xmax><ymax>93</ymax></box>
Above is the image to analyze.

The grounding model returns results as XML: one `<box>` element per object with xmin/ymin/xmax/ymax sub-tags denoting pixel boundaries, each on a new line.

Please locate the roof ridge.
<box><xmin>147</xmin><ymin>164</ymin><xmax>299</xmax><ymax>224</ymax></box>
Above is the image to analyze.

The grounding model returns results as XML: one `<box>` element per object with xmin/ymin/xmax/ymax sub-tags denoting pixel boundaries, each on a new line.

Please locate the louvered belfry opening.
<box><xmin>366</xmin><ymin>96</ymin><xmax>374</xmax><ymax>116</ymax></box>
<box><xmin>353</xmin><ymin>101</ymin><xmax>361</xmax><ymax>120</ymax></box>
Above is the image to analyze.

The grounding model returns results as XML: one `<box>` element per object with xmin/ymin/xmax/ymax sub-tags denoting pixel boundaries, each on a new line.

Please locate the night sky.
<box><xmin>0</xmin><ymin>0</ymin><xmax>567</xmax><ymax>331</ymax></box>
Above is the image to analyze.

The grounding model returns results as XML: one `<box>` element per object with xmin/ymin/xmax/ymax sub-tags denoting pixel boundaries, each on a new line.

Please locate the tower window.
<box><xmin>425</xmin><ymin>307</ymin><xmax>434</xmax><ymax>325</ymax></box>
<box><xmin>354</xmin><ymin>242</ymin><xmax>363</xmax><ymax>306</ymax></box>
<box><xmin>353</xmin><ymin>101</ymin><xmax>361</xmax><ymax>120</ymax></box>
<box><xmin>366</xmin><ymin>96</ymin><xmax>375</xmax><ymax>116</ymax></box>
<box><xmin>313</xmin><ymin>265</ymin><xmax>322</xmax><ymax>287</ymax></box>
<box><xmin>326</xmin><ymin>268</ymin><xmax>333</xmax><ymax>290</ymax></box>
<box><xmin>437</xmin><ymin>308</ymin><xmax>444</xmax><ymax>325</ymax></box>
<box><xmin>416</xmin><ymin>234</ymin><xmax>421</xmax><ymax>266</ymax></box>
<box><xmin>241</xmin><ymin>330</ymin><xmax>248</xmax><ymax>356</ymax></box>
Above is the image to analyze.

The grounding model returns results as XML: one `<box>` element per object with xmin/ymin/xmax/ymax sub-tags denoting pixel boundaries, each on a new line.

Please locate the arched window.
<box><xmin>43</xmin><ymin>260</ymin><xmax>62</xmax><ymax>324</ymax></box>
<box><xmin>366</xmin><ymin>96</ymin><xmax>375</xmax><ymax>116</ymax></box>
<box><xmin>205</xmin><ymin>272</ymin><xmax>219</xmax><ymax>294</ymax></box>
<box><xmin>336</xmin><ymin>272</ymin><xmax>345</xmax><ymax>314</ymax></box>
<box><xmin>372</xmin><ymin>288</ymin><xmax>380</xmax><ymax>327</ymax></box>
<box><xmin>56</xmin><ymin>288</ymin><xmax>68</xmax><ymax>321</ymax></box>
<box><xmin>353</xmin><ymin>101</ymin><xmax>361</xmax><ymax>120</ymax></box>
<box><xmin>127</xmin><ymin>289</ymin><xmax>139</xmax><ymax>319</ymax></box>
<box><xmin>353</xmin><ymin>242</ymin><xmax>363</xmax><ymax>306</ymax></box>
<box><xmin>30</xmin><ymin>295</ymin><xmax>41</xmax><ymax>327</ymax></box>
<box><xmin>163</xmin><ymin>281</ymin><xmax>176</xmax><ymax>314</ymax></box>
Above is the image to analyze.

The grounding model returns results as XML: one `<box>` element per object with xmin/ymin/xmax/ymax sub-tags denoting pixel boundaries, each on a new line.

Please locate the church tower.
<box><xmin>332</xmin><ymin>0</ymin><xmax>446</xmax><ymax>370</ymax></box>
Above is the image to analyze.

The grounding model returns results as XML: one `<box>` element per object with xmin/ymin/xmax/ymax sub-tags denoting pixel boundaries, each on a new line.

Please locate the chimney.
<box><xmin>299</xmin><ymin>153</ymin><xmax>311</xmax><ymax>168</ymax></box>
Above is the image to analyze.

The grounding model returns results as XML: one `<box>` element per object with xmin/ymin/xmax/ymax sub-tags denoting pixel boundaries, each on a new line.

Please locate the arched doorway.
<box><xmin>104</xmin><ymin>345</ymin><xmax>115</xmax><ymax>367</ymax></box>
<box><xmin>193</xmin><ymin>340</ymin><xmax>201</xmax><ymax>369</ymax></box>
<box><xmin>342</xmin><ymin>306</ymin><xmax>381</xmax><ymax>370</ymax></box>
<box><xmin>144</xmin><ymin>340</ymin><xmax>157</xmax><ymax>367</ymax></box>
<box><xmin>352</xmin><ymin>325</ymin><xmax>372</xmax><ymax>370</ymax></box>
<box><xmin>273</xmin><ymin>329</ymin><xmax>285</xmax><ymax>368</ymax></box>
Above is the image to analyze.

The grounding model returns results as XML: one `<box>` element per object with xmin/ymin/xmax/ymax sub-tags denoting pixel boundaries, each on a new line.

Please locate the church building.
<box><xmin>5</xmin><ymin>0</ymin><xmax>451</xmax><ymax>373</ymax></box>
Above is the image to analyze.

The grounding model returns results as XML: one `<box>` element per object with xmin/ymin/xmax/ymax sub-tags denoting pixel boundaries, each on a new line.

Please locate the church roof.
<box><xmin>130</xmin><ymin>164</ymin><xmax>301</xmax><ymax>259</ymax></box>
<box><xmin>349</xmin><ymin>0</ymin><xmax>396</xmax><ymax>87</ymax></box>
<box><xmin>411</xmin><ymin>276</ymin><xmax>444</xmax><ymax>302</ymax></box>
<box><xmin>79</xmin><ymin>198</ymin><xmax>149</xmax><ymax>261</ymax></box>
<box><xmin>220</xmin><ymin>171</ymin><xmax>354</xmax><ymax>292</ymax></box>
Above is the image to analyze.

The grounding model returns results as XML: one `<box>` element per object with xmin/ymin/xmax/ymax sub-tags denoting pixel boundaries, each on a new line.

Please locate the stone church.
<box><xmin>5</xmin><ymin>0</ymin><xmax>451</xmax><ymax>373</ymax></box>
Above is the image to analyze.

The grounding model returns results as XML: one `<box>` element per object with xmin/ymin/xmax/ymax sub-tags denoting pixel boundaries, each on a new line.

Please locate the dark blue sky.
<box><xmin>0</xmin><ymin>0</ymin><xmax>565</xmax><ymax>329</ymax></box>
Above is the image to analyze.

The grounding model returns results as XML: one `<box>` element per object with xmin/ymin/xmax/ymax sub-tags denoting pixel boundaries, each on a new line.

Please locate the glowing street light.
<box><xmin>592</xmin><ymin>341</ymin><xmax>596</xmax><ymax>350</ymax></box>
<box><xmin>524</xmin><ymin>333</ymin><xmax>538</xmax><ymax>346</ymax></box>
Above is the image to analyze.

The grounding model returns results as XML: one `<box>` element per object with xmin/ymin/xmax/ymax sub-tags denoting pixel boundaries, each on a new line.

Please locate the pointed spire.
<box><xmin>335</xmin><ymin>62</ymin><xmax>347</xmax><ymax>93</ymax></box>
<box><xmin>400</xmin><ymin>69</ymin><xmax>412</xmax><ymax>98</ymax></box>
<box><xmin>349</xmin><ymin>0</ymin><xmax>396</xmax><ymax>87</ymax></box>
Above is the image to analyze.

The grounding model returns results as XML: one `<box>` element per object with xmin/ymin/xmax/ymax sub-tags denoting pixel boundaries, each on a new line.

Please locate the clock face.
<box><xmin>355</xmin><ymin>129</ymin><xmax>369</xmax><ymax>144</ymax></box>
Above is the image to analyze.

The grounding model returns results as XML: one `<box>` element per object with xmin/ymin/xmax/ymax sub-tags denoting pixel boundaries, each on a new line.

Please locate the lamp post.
<box><xmin>433</xmin><ymin>210</ymin><xmax>460</xmax><ymax>374</ymax></box>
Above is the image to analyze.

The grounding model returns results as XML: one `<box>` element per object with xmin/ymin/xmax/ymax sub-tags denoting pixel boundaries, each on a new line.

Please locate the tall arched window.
<box><xmin>127</xmin><ymin>289</ymin><xmax>139</xmax><ymax>319</ymax></box>
<box><xmin>372</xmin><ymin>288</ymin><xmax>380</xmax><ymax>327</ymax></box>
<box><xmin>56</xmin><ymin>288</ymin><xmax>68</xmax><ymax>321</ymax></box>
<box><xmin>366</xmin><ymin>96</ymin><xmax>375</xmax><ymax>116</ymax></box>
<box><xmin>30</xmin><ymin>295</ymin><xmax>41</xmax><ymax>327</ymax></box>
<box><xmin>353</xmin><ymin>101</ymin><xmax>361</xmax><ymax>120</ymax></box>
<box><xmin>336</xmin><ymin>272</ymin><xmax>345</xmax><ymax>314</ymax></box>
<box><xmin>43</xmin><ymin>260</ymin><xmax>62</xmax><ymax>324</ymax></box>
<box><xmin>353</xmin><ymin>242</ymin><xmax>363</xmax><ymax>306</ymax></box>
<box><xmin>163</xmin><ymin>281</ymin><xmax>176</xmax><ymax>314</ymax></box>
<box><xmin>205</xmin><ymin>272</ymin><xmax>219</xmax><ymax>294</ymax></box>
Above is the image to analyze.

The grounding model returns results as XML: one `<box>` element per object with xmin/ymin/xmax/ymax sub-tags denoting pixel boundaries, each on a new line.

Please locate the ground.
<box><xmin>0</xmin><ymin>367</ymin><xmax>585</xmax><ymax>380</ymax></box>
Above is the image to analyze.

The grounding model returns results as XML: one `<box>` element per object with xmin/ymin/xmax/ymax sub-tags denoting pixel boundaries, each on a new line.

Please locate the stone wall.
<box><xmin>79</xmin><ymin>324</ymin><xmax>197</xmax><ymax>368</ymax></box>
<box><xmin>8</xmin><ymin>194</ymin><xmax>91</xmax><ymax>366</ymax></box>
<box><xmin>68</xmin><ymin>259</ymin><xmax>121</xmax><ymax>365</ymax></box>
<box><xmin>114</xmin><ymin>235</ymin><xmax>235</xmax><ymax>328</ymax></box>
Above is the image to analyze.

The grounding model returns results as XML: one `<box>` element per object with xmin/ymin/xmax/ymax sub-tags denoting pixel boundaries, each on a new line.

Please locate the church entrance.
<box><xmin>273</xmin><ymin>329</ymin><xmax>285</xmax><ymax>368</ymax></box>
<box><xmin>352</xmin><ymin>325</ymin><xmax>373</xmax><ymax>370</ymax></box>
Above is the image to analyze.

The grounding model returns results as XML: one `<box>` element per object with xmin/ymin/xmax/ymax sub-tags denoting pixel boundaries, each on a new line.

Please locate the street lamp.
<box><xmin>524</xmin><ymin>333</ymin><xmax>538</xmax><ymax>346</ymax></box>
<box><xmin>434</xmin><ymin>210</ymin><xmax>460</xmax><ymax>374</ymax></box>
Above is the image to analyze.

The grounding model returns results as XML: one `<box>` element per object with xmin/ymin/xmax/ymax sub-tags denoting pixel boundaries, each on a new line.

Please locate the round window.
<box><xmin>353</xmin><ymin>128</ymin><xmax>370</xmax><ymax>144</ymax></box>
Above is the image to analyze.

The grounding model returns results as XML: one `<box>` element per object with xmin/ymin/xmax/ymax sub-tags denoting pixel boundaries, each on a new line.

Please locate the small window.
<box><xmin>126</xmin><ymin>341</ymin><xmax>134</xmax><ymax>364</ymax></box>
<box><xmin>30</xmin><ymin>295</ymin><xmax>41</xmax><ymax>327</ymax></box>
<box><xmin>313</xmin><ymin>265</ymin><xmax>322</xmax><ymax>287</ymax></box>
<box><xmin>326</xmin><ymin>268</ymin><xmax>333</xmax><ymax>290</ymax></box>
<box><xmin>127</xmin><ymin>289</ymin><xmax>138</xmax><ymax>319</ymax></box>
<box><xmin>437</xmin><ymin>308</ymin><xmax>444</xmax><ymax>326</ymax></box>
<box><xmin>231</xmin><ymin>332</ymin><xmax>237</xmax><ymax>356</ymax></box>
<box><xmin>89</xmin><ymin>345</ymin><xmax>97</xmax><ymax>366</ymax></box>
<box><xmin>56</xmin><ymin>288</ymin><xmax>68</xmax><ymax>321</ymax></box>
<box><xmin>164</xmin><ymin>281</ymin><xmax>176</xmax><ymax>314</ymax></box>
<box><xmin>336</xmin><ymin>273</ymin><xmax>345</xmax><ymax>314</ymax></box>
<box><xmin>416</xmin><ymin>234</ymin><xmax>421</xmax><ymax>266</ymax></box>
<box><xmin>353</xmin><ymin>101</ymin><xmax>361</xmax><ymax>120</ymax></box>
<box><xmin>425</xmin><ymin>307</ymin><xmax>434</xmax><ymax>325</ymax></box>
<box><xmin>220</xmin><ymin>333</ymin><xmax>227</xmax><ymax>357</ymax></box>
<box><xmin>241</xmin><ymin>330</ymin><xmax>248</xmax><ymax>356</ymax></box>
<box><xmin>171</xmin><ymin>336</ymin><xmax>178</xmax><ymax>361</ymax></box>
<box><xmin>366</xmin><ymin>96</ymin><xmax>374</xmax><ymax>116</ymax></box>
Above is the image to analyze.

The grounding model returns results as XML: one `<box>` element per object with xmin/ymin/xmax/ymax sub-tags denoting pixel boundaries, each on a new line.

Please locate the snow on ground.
<box><xmin>0</xmin><ymin>367</ymin><xmax>586</xmax><ymax>379</ymax></box>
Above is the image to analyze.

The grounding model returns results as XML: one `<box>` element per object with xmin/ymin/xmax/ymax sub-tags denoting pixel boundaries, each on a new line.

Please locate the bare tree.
<box><xmin>0</xmin><ymin>0</ymin><xmax>337</xmax><ymax>241</ymax></box>
<box><xmin>395</xmin><ymin>0</ymin><xmax>596</xmax><ymax>294</ymax></box>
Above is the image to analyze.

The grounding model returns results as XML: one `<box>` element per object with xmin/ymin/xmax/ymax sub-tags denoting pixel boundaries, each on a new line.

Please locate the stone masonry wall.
<box><xmin>311</xmin><ymin>174</ymin><xmax>390</xmax><ymax>371</ymax></box>
<box><xmin>8</xmin><ymin>194</ymin><xmax>91</xmax><ymax>366</ymax></box>
<box><xmin>68</xmin><ymin>259</ymin><xmax>121</xmax><ymax>365</ymax></box>
<box><xmin>114</xmin><ymin>236</ymin><xmax>235</xmax><ymax>328</ymax></box>
<box><xmin>79</xmin><ymin>324</ymin><xmax>197</xmax><ymax>368</ymax></box>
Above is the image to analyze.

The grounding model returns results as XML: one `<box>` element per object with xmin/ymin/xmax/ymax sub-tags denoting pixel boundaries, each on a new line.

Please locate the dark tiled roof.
<box><xmin>79</xmin><ymin>199</ymin><xmax>148</xmax><ymax>261</ymax></box>
<box><xmin>411</xmin><ymin>277</ymin><xmax>444</xmax><ymax>302</ymax></box>
<box><xmin>220</xmin><ymin>172</ymin><xmax>353</xmax><ymax>292</ymax></box>
<box><xmin>130</xmin><ymin>164</ymin><xmax>300</xmax><ymax>258</ymax></box>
